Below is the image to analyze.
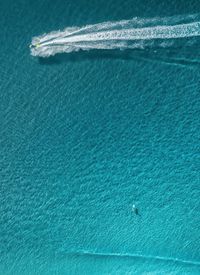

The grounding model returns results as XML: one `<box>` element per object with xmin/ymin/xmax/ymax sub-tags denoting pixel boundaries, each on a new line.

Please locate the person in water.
<box><xmin>132</xmin><ymin>204</ymin><xmax>140</xmax><ymax>215</ymax></box>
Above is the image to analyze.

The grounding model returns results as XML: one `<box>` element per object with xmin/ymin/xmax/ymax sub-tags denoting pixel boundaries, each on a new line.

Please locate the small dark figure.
<box><xmin>132</xmin><ymin>204</ymin><xmax>141</xmax><ymax>216</ymax></box>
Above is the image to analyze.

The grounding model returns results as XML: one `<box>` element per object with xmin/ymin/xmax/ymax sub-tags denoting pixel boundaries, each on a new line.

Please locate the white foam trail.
<box><xmin>30</xmin><ymin>14</ymin><xmax>200</xmax><ymax>57</ymax></box>
<box><xmin>65</xmin><ymin>250</ymin><xmax>200</xmax><ymax>267</ymax></box>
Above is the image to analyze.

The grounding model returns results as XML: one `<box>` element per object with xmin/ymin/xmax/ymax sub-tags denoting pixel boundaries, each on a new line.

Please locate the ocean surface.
<box><xmin>0</xmin><ymin>0</ymin><xmax>200</xmax><ymax>274</ymax></box>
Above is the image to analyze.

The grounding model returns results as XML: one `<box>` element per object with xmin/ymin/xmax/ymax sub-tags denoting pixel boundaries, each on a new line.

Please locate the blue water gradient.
<box><xmin>0</xmin><ymin>0</ymin><xmax>200</xmax><ymax>274</ymax></box>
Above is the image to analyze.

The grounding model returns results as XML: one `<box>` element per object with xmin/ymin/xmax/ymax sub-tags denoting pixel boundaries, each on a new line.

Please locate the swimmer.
<box><xmin>132</xmin><ymin>204</ymin><xmax>140</xmax><ymax>216</ymax></box>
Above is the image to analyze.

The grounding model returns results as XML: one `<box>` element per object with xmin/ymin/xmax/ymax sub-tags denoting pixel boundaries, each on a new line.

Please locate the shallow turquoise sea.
<box><xmin>0</xmin><ymin>0</ymin><xmax>200</xmax><ymax>274</ymax></box>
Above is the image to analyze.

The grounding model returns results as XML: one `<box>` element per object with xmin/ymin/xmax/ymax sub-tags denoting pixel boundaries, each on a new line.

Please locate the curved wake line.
<box><xmin>30</xmin><ymin>14</ymin><xmax>200</xmax><ymax>57</ymax></box>
<box><xmin>66</xmin><ymin>250</ymin><xmax>200</xmax><ymax>267</ymax></box>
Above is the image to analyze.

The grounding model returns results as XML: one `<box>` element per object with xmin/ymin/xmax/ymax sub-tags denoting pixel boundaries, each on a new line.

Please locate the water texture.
<box><xmin>0</xmin><ymin>0</ymin><xmax>200</xmax><ymax>274</ymax></box>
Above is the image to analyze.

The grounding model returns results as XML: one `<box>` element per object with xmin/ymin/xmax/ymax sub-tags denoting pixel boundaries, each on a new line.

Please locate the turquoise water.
<box><xmin>0</xmin><ymin>0</ymin><xmax>200</xmax><ymax>274</ymax></box>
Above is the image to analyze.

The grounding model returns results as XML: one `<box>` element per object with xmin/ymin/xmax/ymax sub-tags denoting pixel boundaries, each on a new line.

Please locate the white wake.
<box><xmin>30</xmin><ymin>14</ymin><xmax>200</xmax><ymax>57</ymax></box>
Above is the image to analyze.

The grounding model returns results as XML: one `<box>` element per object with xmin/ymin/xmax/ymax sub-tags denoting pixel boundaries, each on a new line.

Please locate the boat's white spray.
<box><xmin>30</xmin><ymin>14</ymin><xmax>200</xmax><ymax>57</ymax></box>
